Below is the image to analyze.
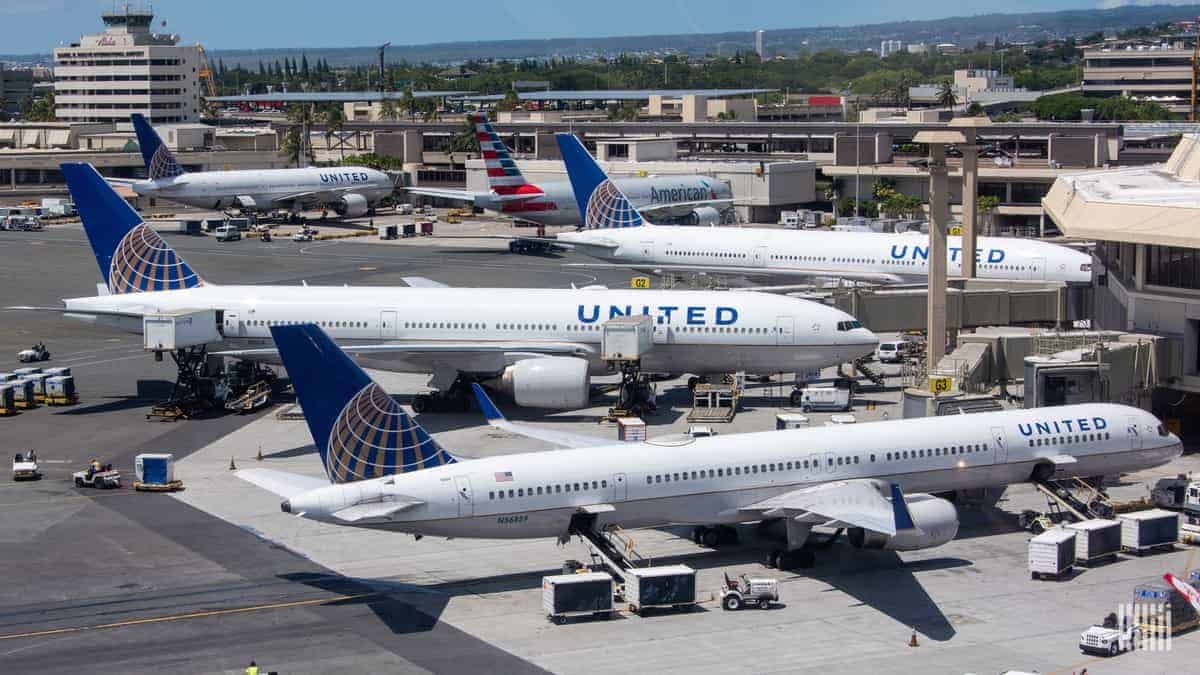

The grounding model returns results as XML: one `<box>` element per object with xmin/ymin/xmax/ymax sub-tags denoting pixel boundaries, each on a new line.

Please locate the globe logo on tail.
<box><xmin>326</xmin><ymin>382</ymin><xmax>455</xmax><ymax>482</ymax></box>
<box><xmin>585</xmin><ymin>180</ymin><xmax>643</xmax><ymax>229</ymax></box>
<box><xmin>108</xmin><ymin>223</ymin><xmax>203</xmax><ymax>294</ymax></box>
<box><xmin>148</xmin><ymin>143</ymin><xmax>183</xmax><ymax>180</ymax></box>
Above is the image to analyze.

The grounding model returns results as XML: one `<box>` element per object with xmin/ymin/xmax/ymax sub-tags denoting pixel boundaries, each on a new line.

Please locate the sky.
<box><xmin>1</xmin><ymin>0</ymin><xmax>1195</xmax><ymax>53</ymax></box>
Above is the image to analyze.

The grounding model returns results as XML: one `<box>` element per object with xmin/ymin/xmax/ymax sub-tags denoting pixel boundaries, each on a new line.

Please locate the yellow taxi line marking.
<box><xmin>0</xmin><ymin>593</ymin><xmax>373</xmax><ymax>641</ymax></box>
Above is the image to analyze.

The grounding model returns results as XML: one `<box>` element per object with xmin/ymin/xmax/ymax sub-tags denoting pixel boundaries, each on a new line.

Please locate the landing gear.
<box><xmin>692</xmin><ymin>525</ymin><xmax>739</xmax><ymax>548</ymax></box>
<box><xmin>412</xmin><ymin>377</ymin><xmax>473</xmax><ymax>414</ymax></box>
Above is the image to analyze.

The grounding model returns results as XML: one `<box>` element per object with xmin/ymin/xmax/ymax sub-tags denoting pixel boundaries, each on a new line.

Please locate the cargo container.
<box><xmin>13</xmin><ymin>367</ymin><xmax>42</xmax><ymax>378</ymax></box>
<box><xmin>0</xmin><ymin>385</ymin><xmax>14</xmax><ymax>413</ymax></box>
<box><xmin>1066</xmin><ymin>519</ymin><xmax>1121</xmax><ymax>565</ymax></box>
<box><xmin>25</xmin><ymin>373</ymin><xmax>48</xmax><ymax>401</ymax></box>
<box><xmin>623</xmin><ymin>565</ymin><xmax>696</xmax><ymax>614</ymax></box>
<box><xmin>602</xmin><ymin>315</ymin><xmax>654</xmax><ymax>361</ymax></box>
<box><xmin>776</xmin><ymin>413</ymin><xmax>810</xmax><ymax>430</ymax></box>
<box><xmin>143</xmin><ymin>309</ymin><xmax>222</xmax><ymax>351</ymax></box>
<box><xmin>0</xmin><ymin>372</ymin><xmax>14</xmax><ymax>382</ymax></box>
<box><xmin>1132</xmin><ymin>580</ymin><xmax>1200</xmax><ymax>636</ymax></box>
<box><xmin>44</xmin><ymin>375</ymin><xmax>76</xmax><ymax>403</ymax></box>
<box><xmin>1029</xmin><ymin>528</ymin><xmax>1076</xmax><ymax>580</ymax></box>
<box><xmin>11</xmin><ymin>379</ymin><xmax>36</xmax><ymax>408</ymax></box>
<box><xmin>542</xmin><ymin>572</ymin><xmax>614</xmax><ymax>624</ymax></box>
<box><xmin>43</xmin><ymin>366</ymin><xmax>71</xmax><ymax>378</ymax></box>
<box><xmin>135</xmin><ymin>453</ymin><xmax>175</xmax><ymax>485</ymax></box>
<box><xmin>1120</xmin><ymin>510</ymin><xmax>1179</xmax><ymax>554</ymax></box>
<box><xmin>617</xmin><ymin>417</ymin><xmax>646</xmax><ymax>442</ymax></box>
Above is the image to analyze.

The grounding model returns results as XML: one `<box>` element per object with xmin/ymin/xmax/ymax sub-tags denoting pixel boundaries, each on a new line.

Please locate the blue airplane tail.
<box><xmin>131</xmin><ymin>113</ymin><xmax>185</xmax><ymax>180</ymax></box>
<box><xmin>62</xmin><ymin>162</ymin><xmax>203</xmax><ymax>294</ymax></box>
<box><xmin>554</xmin><ymin>132</ymin><xmax>643</xmax><ymax>230</ymax></box>
<box><xmin>270</xmin><ymin>324</ymin><xmax>458</xmax><ymax>484</ymax></box>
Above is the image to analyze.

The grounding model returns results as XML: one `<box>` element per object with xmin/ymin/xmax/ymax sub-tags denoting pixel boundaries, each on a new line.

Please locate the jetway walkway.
<box><xmin>831</xmin><ymin>280</ymin><xmax>1091</xmax><ymax>333</ymax></box>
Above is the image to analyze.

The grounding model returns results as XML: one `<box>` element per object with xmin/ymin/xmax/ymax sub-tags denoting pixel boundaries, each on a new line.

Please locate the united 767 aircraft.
<box><xmin>238</xmin><ymin>323</ymin><xmax>1180</xmax><ymax>570</ymax></box>
<box><xmin>407</xmin><ymin>113</ymin><xmax>734</xmax><ymax>226</ymax></box>
<box><xmin>121</xmin><ymin>113</ymin><xmax>394</xmax><ymax>217</ymax></box>
<box><xmin>11</xmin><ymin>163</ymin><xmax>876</xmax><ymax>412</ymax></box>
<box><xmin>552</xmin><ymin>132</ymin><xmax>1093</xmax><ymax>286</ymax></box>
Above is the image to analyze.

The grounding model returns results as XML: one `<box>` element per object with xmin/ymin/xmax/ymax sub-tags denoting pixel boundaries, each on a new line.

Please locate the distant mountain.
<box><xmin>6</xmin><ymin>3</ymin><xmax>1200</xmax><ymax>67</ymax></box>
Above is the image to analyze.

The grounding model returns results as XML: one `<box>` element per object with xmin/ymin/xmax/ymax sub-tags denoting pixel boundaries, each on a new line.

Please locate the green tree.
<box><xmin>1094</xmin><ymin>96</ymin><xmax>1172</xmax><ymax>122</ymax></box>
<box><xmin>936</xmin><ymin>79</ymin><xmax>958</xmax><ymax>110</ymax></box>
<box><xmin>965</xmin><ymin>101</ymin><xmax>985</xmax><ymax>117</ymax></box>
<box><xmin>448</xmin><ymin>116</ymin><xmax>478</xmax><ymax>154</ymax></box>
<box><xmin>977</xmin><ymin>194</ymin><xmax>1000</xmax><ymax>236</ymax></box>
<box><xmin>321</xmin><ymin>104</ymin><xmax>346</xmax><ymax>160</ymax></box>
<box><xmin>400</xmin><ymin>86</ymin><xmax>417</xmax><ymax>121</ymax></box>
<box><xmin>378</xmin><ymin>98</ymin><xmax>399</xmax><ymax>121</ymax></box>
<box><xmin>496</xmin><ymin>89</ymin><xmax>521</xmax><ymax>112</ymax></box>
<box><xmin>285</xmin><ymin>103</ymin><xmax>316</xmax><ymax>167</ymax></box>
<box><xmin>23</xmin><ymin>91</ymin><xmax>55</xmax><ymax>121</ymax></box>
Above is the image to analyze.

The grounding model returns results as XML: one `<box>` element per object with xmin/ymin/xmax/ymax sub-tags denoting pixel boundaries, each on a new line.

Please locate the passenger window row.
<box><xmin>247</xmin><ymin>319</ymin><xmax>367</xmax><ymax>328</ymax></box>
<box><xmin>644</xmin><ymin>456</ymin><xmax>865</xmax><ymax>485</ymax></box>
<box><xmin>1029</xmin><ymin>432</ymin><xmax>1109</xmax><ymax>447</ymax></box>
<box><xmin>488</xmin><ymin>479</ymin><xmax>608</xmax><ymax>501</ymax></box>
<box><xmin>668</xmin><ymin>251</ymin><xmax>749</xmax><ymax>259</ymax></box>
<box><xmin>406</xmin><ymin>322</ymin><xmax>487</xmax><ymax>330</ymax></box>
<box><xmin>883</xmin><ymin>443</ymin><xmax>987</xmax><ymax>461</ymax></box>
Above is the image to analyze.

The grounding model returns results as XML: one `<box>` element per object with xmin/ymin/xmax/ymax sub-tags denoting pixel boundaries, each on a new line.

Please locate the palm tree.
<box><xmin>400</xmin><ymin>87</ymin><xmax>417</xmax><ymax>121</ymax></box>
<box><xmin>378</xmin><ymin>98</ymin><xmax>399</xmax><ymax>122</ymax></box>
<box><xmin>285</xmin><ymin>103</ymin><xmax>316</xmax><ymax>167</ymax></box>
<box><xmin>936</xmin><ymin>80</ymin><xmax>958</xmax><ymax>110</ymax></box>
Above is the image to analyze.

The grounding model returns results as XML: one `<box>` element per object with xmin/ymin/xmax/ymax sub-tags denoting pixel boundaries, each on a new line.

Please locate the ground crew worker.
<box><xmin>88</xmin><ymin>458</ymin><xmax>101</xmax><ymax>478</ymax></box>
<box><xmin>245</xmin><ymin>660</ymin><xmax>259</xmax><ymax>675</ymax></box>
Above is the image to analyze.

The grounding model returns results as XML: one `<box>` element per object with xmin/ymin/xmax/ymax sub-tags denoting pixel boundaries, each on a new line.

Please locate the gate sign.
<box><xmin>929</xmin><ymin>377</ymin><xmax>953</xmax><ymax>394</ymax></box>
<box><xmin>631</xmin><ymin>276</ymin><xmax>651</xmax><ymax>289</ymax></box>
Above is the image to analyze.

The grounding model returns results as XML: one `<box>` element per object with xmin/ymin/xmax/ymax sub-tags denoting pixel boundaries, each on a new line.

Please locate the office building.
<box><xmin>1083</xmin><ymin>44</ymin><xmax>1195</xmax><ymax>117</ymax></box>
<box><xmin>755</xmin><ymin>30</ymin><xmax>766</xmax><ymax>59</ymax></box>
<box><xmin>1</xmin><ymin>65</ymin><xmax>35</xmax><ymax>116</ymax></box>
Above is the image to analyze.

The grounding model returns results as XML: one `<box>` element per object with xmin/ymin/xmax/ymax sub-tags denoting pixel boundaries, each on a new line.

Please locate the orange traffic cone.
<box><xmin>909</xmin><ymin>627</ymin><xmax>919</xmax><ymax>648</ymax></box>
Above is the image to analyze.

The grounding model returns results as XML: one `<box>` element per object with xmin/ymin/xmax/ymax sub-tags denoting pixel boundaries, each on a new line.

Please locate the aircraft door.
<box><xmin>223</xmin><ymin>311</ymin><xmax>243</xmax><ymax>337</ymax></box>
<box><xmin>640</xmin><ymin>240</ymin><xmax>655</xmax><ymax>261</ymax></box>
<box><xmin>380</xmin><ymin>310</ymin><xmax>398</xmax><ymax>339</ymax></box>
<box><xmin>653</xmin><ymin>321</ymin><xmax>672</xmax><ymax>344</ymax></box>
<box><xmin>1126</xmin><ymin>415</ymin><xmax>1143</xmax><ymax>450</ymax></box>
<box><xmin>1029</xmin><ymin>257</ymin><xmax>1046</xmax><ymax>281</ymax></box>
<box><xmin>454</xmin><ymin>476</ymin><xmax>474</xmax><ymax>517</ymax></box>
<box><xmin>753</xmin><ymin>246</ymin><xmax>769</xmax><ymax>267</ymax></box>
<box><xmin>990</xmin><ymin>426</ymin><xmax>1008</xmax><ymax>464</ymax></box>
<box><xmin>776</xmin><ymin>316</ymin><xmax>795</xmax><ymax>345</ymax></box>
<box><xmin>612</xmin><ymin>473</ymin><xmax>627</xmax><ymax>501</ymax></box>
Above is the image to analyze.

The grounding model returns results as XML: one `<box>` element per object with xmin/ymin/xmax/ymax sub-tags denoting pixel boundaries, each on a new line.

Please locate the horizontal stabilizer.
<box><xmin>402</xmin><ymin>276</ymin><xmax>450</xmax><ymax>288</ymax></box>
<box><xmin>235</xmin><ymin>468</ymin><xmax>329</xmax><ymax>498</ymax></box>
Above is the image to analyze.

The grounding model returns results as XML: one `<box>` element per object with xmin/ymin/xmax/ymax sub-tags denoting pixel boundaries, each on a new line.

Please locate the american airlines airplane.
<box><xmin>552</xmin><ymin>133</ymin><xmax>1093</xmax><ymax>286</ymax></box>
<box><xmin>15</xmin><ymin>163</ymin><xmax>876</xmax><ymax>412</ymax></box>
<box><xmin>239</xmin><ymin>323</ymin><xmax>1181</xmax><ymax>570</ymax></box>
<box><xmin>123</xmin><ymin>114</ymin><xmax>394</xmax><ymax>217</ymax></box>
<box><xmin>407</xmin><ymin>114</ymin><xmax>735</xmax><ymax>226</ymax></box>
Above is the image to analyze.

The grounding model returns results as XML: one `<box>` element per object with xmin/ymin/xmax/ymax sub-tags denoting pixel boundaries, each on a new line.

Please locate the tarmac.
<box><xmin>2</xmin><ymin>218</ymin><xmax>1200</xmax><ymax>674</ymax></box>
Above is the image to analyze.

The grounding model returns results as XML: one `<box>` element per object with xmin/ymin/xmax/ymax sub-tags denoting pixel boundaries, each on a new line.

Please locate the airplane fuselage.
<box><xmin>132</xmin><ymin>167</ymin><xmax>394</xmax><ymax>212</ymax></box>
<box><xmin>285</xmin><ymin>403</ymin><xmax>1181</xmax><ymax>539</ymax></box>
<box><xmin>64</xmin><ymin>285</ymin><xmax>877</xmax><ymax>378</ymax></box>
<box><xmin>558</xmin><ymin>226</ymin><xmax>1093</xmax><ymax>284</ymax></box>
<box><xmin>474</xmin><ymin>175</ymin><xmax>734</xmax><ymax>226</ymax></box>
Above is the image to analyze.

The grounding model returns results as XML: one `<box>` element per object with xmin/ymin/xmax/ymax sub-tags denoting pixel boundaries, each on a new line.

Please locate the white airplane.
<box><xmin>552</xmin><ymin>132</ymin><xmax>1093</xmax><ymax>286</ymax></box>
<box><xmin>407</xmin><ymin>113</ymin><xmax>735</xmax><ymax>226</ymax></box>
<box><xmin>15</xmin><ymin>163</ymin><xmax>876</xmax><ymax>412</ymax></box>
<box><xmin>239</xmin><ymin>323</ymin><xmax>1181</xmax><ymax>570</ymax></box>
<box><xmin>125</xmin><ymin>114</ymin><xmax>394</xmax><ymax>217</ymax></box>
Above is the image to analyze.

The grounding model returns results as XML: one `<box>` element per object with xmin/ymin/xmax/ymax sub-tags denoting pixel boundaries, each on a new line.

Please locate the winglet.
<box><xmin>890</xmin><ymin>483</ymin><xmax>917</xmax><ymax>532</ymax></box>
<box><xmin>470</xmin><ymin>383</ymin><xmax>505</xmax><ymax>422</ymax></box>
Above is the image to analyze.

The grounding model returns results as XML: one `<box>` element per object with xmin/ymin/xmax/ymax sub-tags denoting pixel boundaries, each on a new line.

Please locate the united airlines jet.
<box><xmin>124</xmin><ymin>114</ymin><xmax>394</xmax><ymax>217</ymax></box>
<box><xmin>239</xmin><ymin>324</ymin><xmax>1181</xmax><ymax>570</ymax></box>
<box><xmin>11</xmin><ymin>163</ymin><xmax>876</xmax><ymax>412</ymax></box>
<box><xmin>407</xmin><ymin>114</ymin><xmax>734</xmax><ymax>226</ymax></box>
<box><xmin>552</xmin><ymin>133</ymin><xmax>1093</xmax><ymax>286</ymax></box>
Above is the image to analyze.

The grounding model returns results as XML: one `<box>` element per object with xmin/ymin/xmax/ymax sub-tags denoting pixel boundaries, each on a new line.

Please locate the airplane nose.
<box><xmin>281</xmin><ymin>500</ymin><xmax>291</xmax><ymax>514</ymax></box>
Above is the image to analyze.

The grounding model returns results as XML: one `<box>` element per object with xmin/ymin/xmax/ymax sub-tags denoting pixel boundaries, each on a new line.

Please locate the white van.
<box><xmin>798</xmin><ymin>386</ymin><xmax>851</xmax><ymax>413</ymax></box>
<box><xmin>215</xmin><ymin>224</ymin><xmax>242</xmax><ymax>242</ymax></box>
<box><xmin>876</xmin><ymin>340</ymin><xmax>908</xmax><ymax>363</ymax></box>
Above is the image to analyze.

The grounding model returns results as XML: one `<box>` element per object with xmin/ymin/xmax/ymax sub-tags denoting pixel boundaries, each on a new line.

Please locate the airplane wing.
<box><xmin>270</xmin><ymin>186</ymin><xmax>363</xmax><ymax>207</ymax></box>
<box><xmin>739</xmin><ymin>480</ymin><xmax>918</xmax><ymax>537</ymax></box>
<box><xmin>6</xmin><ymin>305</ymin><xmax>147</xmax><ymax>319</ymax></box>
<box><xmin>469</xmin><ymin>383</ymin><xmax>611</xmax><ymax>449</ymax></box>
<box><xmin>404</xmin><ymin>187</ymin><xmax>478</xmax><ymax>202</ymax></box>
<box><xmin>214</xmin><ymin>341</ymin><xmax>597</xmax><ymax>373</ymax></box>
<box><xmin>235</xmin><ymin>468</ymin><xmax>328</xmax><ymax>498</ymax></box>
<box><xmin>402</xmin><ymin>276</ymin><xmax>449</xmax><ymax>288</ymax></box>
<box><xmin>637</xmin><ymin>198</ymin><xmax>735</xmax><ymax>217</ymax></box>
<box><xmin>561</xmin><ymin>262</ymin><xmax>905</xmax><ymax>285</ymax></box>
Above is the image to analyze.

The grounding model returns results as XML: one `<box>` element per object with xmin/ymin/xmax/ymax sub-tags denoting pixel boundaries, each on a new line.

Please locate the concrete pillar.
<box><xmin>927</xmin><ymin>143</ymin><xmax>949</xmax><ymax>372</ymax></box>
<box><xmin>961</xmin><ymin>138</ymin><xmax>979</xmax><ymax>278</ymax></box>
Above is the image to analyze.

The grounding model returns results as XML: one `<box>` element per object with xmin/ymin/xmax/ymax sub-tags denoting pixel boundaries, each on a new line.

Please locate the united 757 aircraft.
<box><xmin>552</xmin><ymin>132</ymin><xmax>1093</xmax><ymax>286</ymax></box>
<box><xmin>239</xmin><ymin>323</ymin><xmax>1180</xmax><ymax>570</ymax></box>
<box><xmin>122</xmin><ymin>113</ymin><xmax>394</xmax><ymax>217</ymax></box>
<box><xmin>407</xmin><ymin>113</ymin><xmax>735</xmax><ymax>226</ymax></box>
<box><xmin>11</xmin><ymin>163</ymin><xmax>876</xmax><ymax>412</ymax></box>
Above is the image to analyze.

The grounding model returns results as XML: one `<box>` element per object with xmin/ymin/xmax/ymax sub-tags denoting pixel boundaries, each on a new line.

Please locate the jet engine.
<box><xmin>847</xmin><ymin>493</ymin><xmax>958</xmax><ymax>551</ymax></box>
<box><xmin>495</xmin><ymin>357</ymin><xmax>590</xmax><ymax>409</ymax></box>
<box><xmin>686</xmin><ymin>206</ymin><xmax>722</xmax><ymax>226</ymax></box>
<box><xmin>333</xmin><ymin>193</ymin><xmax>370</xmax><ymax>218</ymax></box>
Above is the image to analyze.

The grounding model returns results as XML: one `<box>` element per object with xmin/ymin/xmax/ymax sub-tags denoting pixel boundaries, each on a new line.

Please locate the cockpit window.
<box><xmin>837</xmin><ymin>320</ymin><xmax>863</xmax><ymax>331</ymax></box>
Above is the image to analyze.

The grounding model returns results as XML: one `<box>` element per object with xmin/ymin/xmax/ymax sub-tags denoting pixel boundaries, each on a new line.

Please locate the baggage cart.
<box><xmin>1119</xmin><ymin>509</ymin><xmax>1179</xmax><ymax>555</ymax></box>
<box><xmin>1029</xmin><ymin>528</ymin><xmax>1076</xmax><ymax>580</ymax></box>
<box><xmin>623</xmin><ymin>565</ymin><xmax>696</xmax><ymax>614</ymax></box>
<box><xmin>1066</xmin><ymin>519</ymin><xmax>1121</xmax><ymax>566</ymax></box>
<box><xmin>542</xmin><ymin>572</ymin><xmax>614</xmax><ymax>624</ymax></box>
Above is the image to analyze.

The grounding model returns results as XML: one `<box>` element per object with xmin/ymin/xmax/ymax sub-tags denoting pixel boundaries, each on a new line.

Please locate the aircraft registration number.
<box><xmin>497</xmin><ymin>515</ymin><xmax>528</xmax><ymax>525</ymax></box>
